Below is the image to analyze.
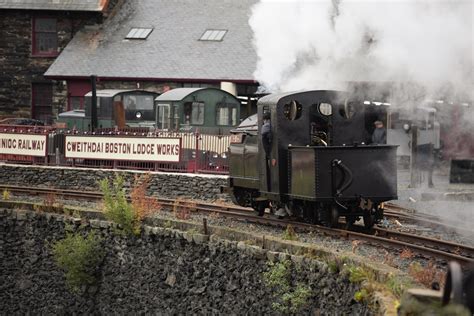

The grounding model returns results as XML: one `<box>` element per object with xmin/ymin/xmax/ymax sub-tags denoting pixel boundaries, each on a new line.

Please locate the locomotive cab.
<box><xmin>229</xmin><ymin>90</ymin><xmax>398</xmax><ymax>228</ymax></box>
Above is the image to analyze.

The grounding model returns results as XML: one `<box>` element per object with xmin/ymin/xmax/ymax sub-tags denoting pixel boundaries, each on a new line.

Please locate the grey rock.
<box><xmin>165</xmin><ymin>273</ymin><xmax>177</xmax><ymax>287</ymax></box>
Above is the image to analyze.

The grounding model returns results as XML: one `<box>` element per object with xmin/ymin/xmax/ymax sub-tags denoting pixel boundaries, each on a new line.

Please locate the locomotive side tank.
<box><xmin>228</xmin><ymin>90</ymin><xmax>398</xmax><ymax>228</ymax></box>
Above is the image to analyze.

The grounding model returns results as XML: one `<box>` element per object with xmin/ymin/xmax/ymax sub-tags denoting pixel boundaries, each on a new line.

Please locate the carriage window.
<box><xmin>184</xmin><ymin>102</ymin><xmax>205</xmax><ymax>125</ymax></box>
<box><xmin>216</xmin><ymin>103</ymin><xmax>237</xmax><ymax>126</ymax></box>
<box><xmin>231</xmin><ymin>107</ymin><xmax>237</xmax><ymax>126</ymax></box>
<box><xmin>124</xmin><ymin>96</ymin><xmax>137</xmax><ymax>110</ymax></box>
<box><xmin>283</xmin><ymin>100</ymin><xmax>302</xmax><ymax>120</ymax></box>
<box><xmin>96</xmin><ymin>97</ymin><xmax>104</xmax><ymax>117</ymax></box>
<box><xmin>156</xmin><ymin>104</ymin><xmax>170</xmax><ymax>129</ymax></box>
<box><xmin>123</xmin><ymin>95</ymin><xmax>154</xmax><ymax>111</ymax></box>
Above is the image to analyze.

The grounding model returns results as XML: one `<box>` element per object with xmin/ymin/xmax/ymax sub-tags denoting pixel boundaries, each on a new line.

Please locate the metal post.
<box><xmin>90</xmin><ymin>75</ymin><xmax>98</xmax><ymax>132</ymax></box>
<box><xmin>195</xmin><ymin>132</ymin><xmax>199</xmax><ymax>173</ymax></box>
<box><xmin>410</xmin><ymin>125</ymin><xmax>419</xmax><ymax>188</ymax></box>
<box><xmin>202</xmin><ymin>218</ymin><xmax>208</xmax><ymax>235</ymax></box>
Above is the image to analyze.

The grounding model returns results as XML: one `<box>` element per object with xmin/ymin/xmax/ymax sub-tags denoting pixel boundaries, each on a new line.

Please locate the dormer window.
<box><xmin>126</xmin><ymin>28</ymin><xmax>153</xmax><ymax>39</ymax></box>
<box><xmin>199</xmin><ymin>29</ymin><xmax>227</xmax><ymax>41</ymax></box>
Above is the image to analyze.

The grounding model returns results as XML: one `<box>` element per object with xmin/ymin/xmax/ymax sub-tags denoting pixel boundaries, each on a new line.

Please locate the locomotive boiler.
<box><xmin>227</xmin><ymin>90</ymin><xmax>398</xmax><ymax>228</ymax></box>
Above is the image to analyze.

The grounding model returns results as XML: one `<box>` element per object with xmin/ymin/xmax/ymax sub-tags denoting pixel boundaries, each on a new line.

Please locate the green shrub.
<box><xmin>282</xmin><ymin>224</ymin><xmax>298</xmax><ymax>241</ymax></box>
<box><xmin>99</xmin><ymin>175</ymin><xmax>138</xmax><ymax>235</ymax></box>
<box><xmin>52</xmin><ymin>231</ymin><xmax>104</xmax><ymax>293</ymax></box>
<box><xmin>354</xmin><ymin>289</ymin><xmax>369</xmax><ymax>302</ymax></box>
<box><xmin>2</xmin><ymin>189</ymin><xmax>11</xmax><ymax>200</ymax></box>
<box><xmin>263</xmin><ymin>259</ymin><xmax>312</xmax><ymax>313</ymax></box>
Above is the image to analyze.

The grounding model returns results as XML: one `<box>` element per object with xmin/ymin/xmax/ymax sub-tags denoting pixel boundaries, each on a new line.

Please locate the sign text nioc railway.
<box><xmin>65</xmin><ymin>136</ymin><xmax>181</xmax><ymax>162</ymax></box>
<box><xmin>0</xmin><ymin>133</ymin><xmax>47</xmax><ymax>157</ymax></box>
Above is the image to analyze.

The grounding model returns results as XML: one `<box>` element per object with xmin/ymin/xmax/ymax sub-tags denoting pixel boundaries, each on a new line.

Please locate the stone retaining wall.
<box><xmin>0</xmin><ymin>165</ymin><xmax>229</xmax><ymax>202</ymax></box>
<box><xmin>0</xmin><ymin>208</ymin><xmax>371</xmax><ymax>314</ymax></box>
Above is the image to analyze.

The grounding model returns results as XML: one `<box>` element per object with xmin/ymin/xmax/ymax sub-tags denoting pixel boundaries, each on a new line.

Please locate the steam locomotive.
<box><xmin>227</xmin><ymin>90</ymin><xmax>398</xmax><ymax>228</ymax></box>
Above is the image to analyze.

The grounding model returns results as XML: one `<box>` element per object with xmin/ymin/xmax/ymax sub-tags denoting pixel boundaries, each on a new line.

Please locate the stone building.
<box><xmin>45</xmin><ymin>0</ymin><xmax>260</xmax><ymax>120</ymax></box>
<box><xmin>0</xmin><ymin>0</ymin><xmax>120</xmax><ymax>123</ymax></box>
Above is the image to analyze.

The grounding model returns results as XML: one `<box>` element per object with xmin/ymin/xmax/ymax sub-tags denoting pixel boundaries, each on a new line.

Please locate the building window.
<box><xmin>32</xmin><ymin>83</ymin><xmax>53</xmax><ymax>123</ymax></box>
<box><xmin>70</xmin><ymin>97</ymin><xmax>84</xmax><ymax>110</ymax></box>
<box><xmin>32</xmin><ymin>17</ymin><xmax>58</xmax><ymax>56</ymax></box>
<box><xmin>216</xmin><ymin>103</ymin><xmax>237</xmax><ymax>126</ymax></box>
<box><xmin>67</xmin><ymin>80</ymin><xmax>91</xmax><ymax>111</ymax></box>
<box><xmin>199</xmin><ymin>29</ymin><xmax>227</xmax><ymax>41</ymax></box>
<box><xmin>126</xmin><ymin>28</ymin><xmax>153</xmax><ymax>39</ymax></box>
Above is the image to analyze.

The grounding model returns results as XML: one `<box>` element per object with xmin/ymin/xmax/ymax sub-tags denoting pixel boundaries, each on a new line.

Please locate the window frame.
<box><xmin>32</xmin><ymin>16</ymin><xmax>58</xmax><ymax>57</ymax></box>
<box><xmin>156</xmin><ymin>103</ymin><xmax>171</xmax><ymax>130</ymax></box>
<box><xmin>215</xmin><ymin>103</ymin><xmax>238</xmax><ymax>126</ymax></box>
<box><xmin>125</xmin><ymin>27</ymin><xmax>154</xmax><ymax>40</ymax></box>
<box><xmin>184</xmin><ymin>101</ymin><xmax>205</xmax><ymax>126</ymax></box>
<box><xmin>69</xmin><ymin>96</ymin><xmax>85</xmax><ymax>111</ymax></box>
<box><xmin>199</xmin><ymin>29</ymin><xmax>227</xmax><ymax>41</ymax></box>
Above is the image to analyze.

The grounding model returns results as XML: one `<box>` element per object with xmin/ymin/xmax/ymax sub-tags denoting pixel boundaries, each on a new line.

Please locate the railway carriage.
<box><xmin>228</xmin><ymin>90</ymin><xmax>398</xmax><ymax>228</ymax></box>
<box><xmin>57</xmin><ymin>89</ymin><xmax>160</xmax><ymax>130</ymax></box>
<box><xmin>155</xmin><ymin>87</ymin><xmax>241</xmax><ymax>134</ymax></box>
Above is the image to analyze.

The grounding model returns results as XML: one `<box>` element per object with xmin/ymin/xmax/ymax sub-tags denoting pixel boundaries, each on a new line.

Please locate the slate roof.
<box><xmin>45</xmin><ymin>0</ymin><xmax>258</xmax><ymax>82</ymax></box>
<box><xmin>0</xmin><ymin>0</ymin><xmax>108</xmax><ymax>11</ymax></box>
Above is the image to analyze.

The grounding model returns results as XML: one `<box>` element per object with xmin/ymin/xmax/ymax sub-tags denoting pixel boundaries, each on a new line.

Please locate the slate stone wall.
<box><xmin>0</xmin><ymin>208</ymin><xmax>370</xmax><ymax>314</ymax></box>
<box><xmin>0</xmin><ymin>3</ymin><xmax>130</xmax><ymax>119</ymax></box>
<box><xmin>0</xmin><ymin>165</ymin><xmax>229</xmax><ymax>202</ymax></box>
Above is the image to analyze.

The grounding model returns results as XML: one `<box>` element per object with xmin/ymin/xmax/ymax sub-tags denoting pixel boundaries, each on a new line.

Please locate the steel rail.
<box><xmin>1</xmin><ymin>184</ymin><xmax>473</xmax><ymax>267</ymax></box>
<box><xmin>384</xmin><ymin>204</ymin><xmax>474</xmax><ymax>237</ymax></box>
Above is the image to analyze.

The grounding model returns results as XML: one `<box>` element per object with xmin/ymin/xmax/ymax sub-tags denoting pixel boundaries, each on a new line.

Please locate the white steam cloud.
<box><xmin>249</xmin><ymin>0</ymin><xmax>473</xmax><ymax>101</ymax></box>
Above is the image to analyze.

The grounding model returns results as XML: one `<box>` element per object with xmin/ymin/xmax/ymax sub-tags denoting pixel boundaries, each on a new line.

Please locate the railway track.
<box><xmin>1</xmin><ymin>184</ymin><xmax>473</xmax><ymax>267</ymax></box>
<box><xmin>384</xmin><ymin>202</ymin><xmax>473</xmax><ymax>237</ymax></box>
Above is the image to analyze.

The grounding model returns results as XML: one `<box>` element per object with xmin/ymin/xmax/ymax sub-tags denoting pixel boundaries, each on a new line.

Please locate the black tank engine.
<box><xmin>228</xmin><ymin>90</ymin><xmax>397</xmax><ymax>228</ymax></box>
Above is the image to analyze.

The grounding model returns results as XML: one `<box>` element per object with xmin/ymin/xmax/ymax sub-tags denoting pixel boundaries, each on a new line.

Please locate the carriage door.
<box><xmin>156</xmin><ymin>104</ymin><xmax>170</xmax><ymax>130</ymax></box>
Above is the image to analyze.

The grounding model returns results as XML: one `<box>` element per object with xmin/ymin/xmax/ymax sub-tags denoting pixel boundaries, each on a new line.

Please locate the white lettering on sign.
<box><xmin>65</xmin><ymin>136</ymin><xmax>181</xmax><ymax>162</ymax></box>
<box><xmin>0</xmin><ymin>133</ymin><xmax>47</xmax><ymax>157</ymax></box>
<box><xmin>230</xmin><ymin>134</ymin><xmax>243</xmax><ymax>144</ymax></box>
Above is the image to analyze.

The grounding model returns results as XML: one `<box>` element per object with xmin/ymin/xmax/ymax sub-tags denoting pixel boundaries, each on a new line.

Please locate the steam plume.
<box><xmin>249</xmin><ymin>0</ymin><xmax>473</xmax><ymax>101</ymax></box>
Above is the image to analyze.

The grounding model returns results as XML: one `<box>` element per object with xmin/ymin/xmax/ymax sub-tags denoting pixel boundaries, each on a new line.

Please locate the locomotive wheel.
<box><xmin>254</xmin><ymin>202</ymin><xmax>266</xmax><ymax>217</ymax></box>
<box><xmin>363</xmin><ymin>213</ymin><xmax>375</xmax><ymax>229</ymax></box>
<box><xmin>329</xmin><ymin>206</ymin><xmax>339</xmax><ymax>228</ymax></box>
<box><xmin>345</xmin><ymin>215</ymin><xmax>357</xmax><ymax>229</ymax></box>
<box><xmin>232</xmin><ymin>188</ymin><xmax>252</xmax><ymax>207</ymax></box>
